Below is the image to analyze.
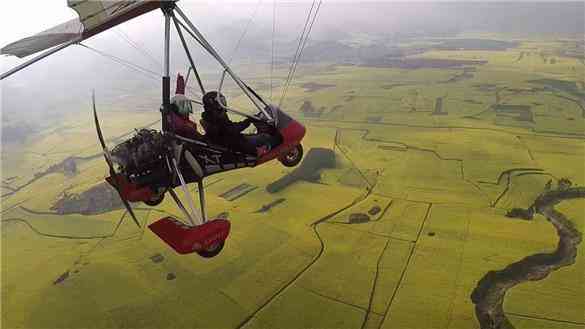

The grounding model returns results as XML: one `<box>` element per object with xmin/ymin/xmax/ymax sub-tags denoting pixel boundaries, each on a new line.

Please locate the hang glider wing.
<box><xmin>1</xmin><ymin>19</ymin><xmax>83</xmax><ymax>58</ymax></box>
<box><xmin>1</xmin><ymin>1</ymin><xmax>165</xmax><ymax>58</ymax></box>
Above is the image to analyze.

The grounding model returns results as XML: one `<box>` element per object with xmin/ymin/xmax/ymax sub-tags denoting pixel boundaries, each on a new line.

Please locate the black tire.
<box><xmin>279</xmin><ymin>144</ymin><xmax>303</xmax><ymax>167</ymax></box>
<box><xmin>143</xmin><ymin>191</ymin><xmax>165</xmax><ymax>206</ymax></box>
<box><xmin>196</xmin><ymin>241</ymin><xmax>225</xmax><ymax>258</ymax></box>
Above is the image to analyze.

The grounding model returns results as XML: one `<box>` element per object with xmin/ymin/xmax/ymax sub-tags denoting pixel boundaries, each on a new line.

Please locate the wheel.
<box><xmin>279</xmin><ymin>144</ymin><xmax>303</xmax><ymax>167</ymax></box>
<box><xmin>196</xmin><ymin>241</ymin><xmax>225</xmax><ymax>258</ymax></box>
<box><xmin>143</xmin><ymin>191</ymin><xmax>165</xmax><ymax>206</ymax></box>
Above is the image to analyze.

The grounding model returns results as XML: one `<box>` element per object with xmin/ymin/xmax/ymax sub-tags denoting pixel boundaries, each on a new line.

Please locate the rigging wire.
<box><xmin>279</xmin><ymin>0</ymin><xmax>322</xmax><ymax>107</ymax></box>
<box><xmin>228</xmin><ymin>0</ymin><xmax>263</xmax><ymax>65</ymax></box>
<box><xmin>270</xmin><ymin>0</ymin><xmax>277</xmax><ymax>101</ymax></box>
<box><xmin>79</xmin><ymin>43</ymin><xmax>160</xmax><ymax>82</ymax></box>
<box><xmin>113</xmin><ymin>28</ymin><xmax>162</xmax><ymax>70</ymax></box>
<box><xmin>285</xmin><ymin>0</ymin><xmax>322</xmax><ymax>95</ymax></box>
<box><xmin>82</xmin><ymin>42</ymin><xmax>204</xmax><ymax>103</ymax></box>
<box><xmin>81</xmin><ymin>42</ymin><xmax>206</xmax><ymax>105</ymax></box>
<box><xmin>282</xmin><ymin>0</ymin><xmax>316</xmax><ymax>94</ymax></box>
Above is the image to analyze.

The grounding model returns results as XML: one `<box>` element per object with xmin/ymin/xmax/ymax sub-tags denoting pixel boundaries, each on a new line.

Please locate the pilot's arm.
<box><xmin>228</xmin><ymin>118</ymin><xmax>252</xmax><ymax>133</ymax></box>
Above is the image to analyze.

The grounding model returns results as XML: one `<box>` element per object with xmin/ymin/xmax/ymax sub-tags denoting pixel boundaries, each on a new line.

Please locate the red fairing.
<box><xmin>280</xmin><ymin>120</ymin><xmax>306</xmax><ymax>144</ymax></box>
<box><xmin>148</xmin><ymin>218</ymin><xmax>231</xmax><ymax>255</ymax></box>
<box><xmin>106</xmin><ymin>175</ymin><xmax>154</xmax><ymax>202</ymax></box>
<box><xmin>257</xmin><ymin>121</ymin><xmax>306</xmax><ymax>165</ymax></box>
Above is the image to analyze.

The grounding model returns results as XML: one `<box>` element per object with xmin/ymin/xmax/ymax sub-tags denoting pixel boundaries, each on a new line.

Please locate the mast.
<box><xmin>162</xmin><ymin>1</ymin><xmax>174</xmax><ymax>107</ymax></box>
<box><xmin>160</xmin><ymin>1</ymin><xmax>176</xmax><ymax>132</ymax></box>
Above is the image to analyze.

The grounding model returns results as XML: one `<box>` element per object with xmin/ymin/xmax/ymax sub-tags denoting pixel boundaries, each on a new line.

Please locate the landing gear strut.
<box><xmin>148</xmin><ymin>146</ymin><xmax>230</xmax><ymax>258</ymax></box>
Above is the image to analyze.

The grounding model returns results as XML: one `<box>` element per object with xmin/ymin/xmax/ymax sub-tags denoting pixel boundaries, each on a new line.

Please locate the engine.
<box><xmin>111</xmin><ymin>129</ymin><xmax>168</xmax><ymax>179</ymax></box>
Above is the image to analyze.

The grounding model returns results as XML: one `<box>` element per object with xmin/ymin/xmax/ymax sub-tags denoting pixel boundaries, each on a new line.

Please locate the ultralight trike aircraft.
<box><xmin>1</xmin><ymin>0</ymin><xmax>307</xmax><ymax>258</ymax></box>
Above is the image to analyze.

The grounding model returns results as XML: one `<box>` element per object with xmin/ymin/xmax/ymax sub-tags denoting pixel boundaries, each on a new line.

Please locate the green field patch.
<box><xmin>246</xmin><ymin>285</ymin><xmax>365</xmax><ymax>329</ymax></box>
<box><xmin>369</xmin><ymin>238</ymin><xmax>414</xmax><ymax>315</ymax></box>
<box><xmin>212</xmin><ymin>234</ymin><xmax>315</xmax><ymax>312</ymax></box>
<box><xmin>336</xmin><ymin>128</ymin><xmax>487</xmax><ymax>204</ymax></box>
<box><xmin>337</xmin><ymin>167</ymin><xmax>379</xmax><ymax>189</ymax></box>
<box><xmin>295</xmin><ymin>221</ymin><xmax>409</xmax><ymax>313</ymax></box>
<box><xmin>380</xmin><ymin>204</ymin><xmax>470</xmax><ymax>329</ymax></box>
<box><xmin>521</xmin><ymin>136</ymin><xmax>585</xmax><ymax>185</ymax></box>
<box><xmin>2</xmin><ymin>207</ymin><xmax>136</xmax><ymax>239</ymax></box>
<box><xmin>369</xmin><ymin>199</ymin><xmax>430</xmax><ymax>242</ymax></box>
<box><xmin>495</xmin><ymin>173</ymin><xmax>552</xmax><ymax>209</ymax></box>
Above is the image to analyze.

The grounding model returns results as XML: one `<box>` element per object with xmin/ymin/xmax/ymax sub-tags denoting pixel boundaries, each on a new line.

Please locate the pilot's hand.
<box><xmin>254</xmin><ymin>112</ymin><xmax>266</xmax><ymax>120</ymax></box>
<box><xmin>247</xmin><ymin>117</ymin><xmax>263</xmax><ymax>125</ymax></box>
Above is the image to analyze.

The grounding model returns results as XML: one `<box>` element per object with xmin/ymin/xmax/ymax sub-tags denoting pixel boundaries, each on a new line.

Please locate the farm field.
<box><xmin>2</xmin><ymin>33</ymin><xmax>584</xmax><ymax>329</ymax></box>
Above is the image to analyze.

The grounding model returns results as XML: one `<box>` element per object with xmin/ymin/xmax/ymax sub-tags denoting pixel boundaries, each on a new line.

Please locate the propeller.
<box><xmin>92</xmin><ymin>91</ymin><xmax>141</xmax><ymax>228</ymax></box>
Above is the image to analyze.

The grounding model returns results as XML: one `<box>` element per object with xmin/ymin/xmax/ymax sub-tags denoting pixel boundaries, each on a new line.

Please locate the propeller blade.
<box><xmin>92</xmin><ymin>91</ymin><xmax>115</xmax><ymax>169</ymax></box>
<box><xmin>92</xmin><ymin>91</ymin><xmax>141</xmax><ymax>228</ymax></box>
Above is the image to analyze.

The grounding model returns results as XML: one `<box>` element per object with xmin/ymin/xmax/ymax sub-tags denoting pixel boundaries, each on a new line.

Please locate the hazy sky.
<box><xmin>1</xmin><ymin>0</ymin><xmax>581</xmax><ymax>89</ymax></box>
<box><xmin>1</xmin><ymin>0</ymin><xmax>577</xmax><ymax>48</ymax></box>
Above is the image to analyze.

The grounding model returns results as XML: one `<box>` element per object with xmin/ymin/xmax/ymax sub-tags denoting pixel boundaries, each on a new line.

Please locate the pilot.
<box><xmin>200</xmin><ymin>91</ymin><xmax>270</xmax><ymax>156</ymax></box>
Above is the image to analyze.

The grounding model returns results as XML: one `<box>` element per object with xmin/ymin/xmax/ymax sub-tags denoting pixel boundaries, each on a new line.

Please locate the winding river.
<box><xmin>471</xmin><ymin>186</ymin><xmax>584</xmax><ymax>329</ymax></box>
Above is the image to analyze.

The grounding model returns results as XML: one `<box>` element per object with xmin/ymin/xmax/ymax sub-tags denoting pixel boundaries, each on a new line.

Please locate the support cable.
<box><xmin>279</xmin><ymin>0</ymin><xmax>322</xmax><ymax>107</ymax></box>
<box><xmin>228</xmin><ymin>0</ymin><xmax>263</xmax><ymax>65</ymax></box>
<box><xmin>270</xmin><ymin>0</ymin><xmax>277</xmax><ymax>101</ymax></box>
<box><xmin>79</xmin><ymin>43</ymin><xmax>160</xmax><ymax>81</ymax></box>
<box><xmin>114</xmin><ymin>28</ymin><xmax>162</xmax><ymax>69</ymax></box>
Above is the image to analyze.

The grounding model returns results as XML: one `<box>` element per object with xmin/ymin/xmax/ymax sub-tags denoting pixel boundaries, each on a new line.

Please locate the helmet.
<box><xmin>171</xmin><ymin>94</ymin><xmax>192</xmax><ymax>115</ymax></box>
<box><xmin>203</xmin><ymin>91</ymin><xmax>227</xmax><ymax>111</ymax></box>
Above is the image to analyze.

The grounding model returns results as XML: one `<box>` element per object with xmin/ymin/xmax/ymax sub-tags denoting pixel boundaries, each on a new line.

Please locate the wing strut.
<box><xmin>1</xmin><ymin>39</ymin><xmax>78</xmax><ymax>80</ymax></box>
<box><xmin>174</xmin><ymin>5</ymin><xmax>273</xmax><ymax>120</ymax></box>
<box><xmin>171</xmin><ymin>13</ymin><xmax>205</xmax><ymax>96</ymax></box>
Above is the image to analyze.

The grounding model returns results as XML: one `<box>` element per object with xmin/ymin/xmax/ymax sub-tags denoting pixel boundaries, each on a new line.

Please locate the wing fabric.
<box><xmin>1</xmin><ymin>1</ymin><xmax>164</xmax><ymax>58</ymax></box>
<box><xmin>69</xmin><ymin>0</ymin><xmax>163</xmax><ymax>40</ymax></box>
<box><xmin>1</xmin><ymin>19</ymin><xmax>83</xmax><ymax>58</ymax></box>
